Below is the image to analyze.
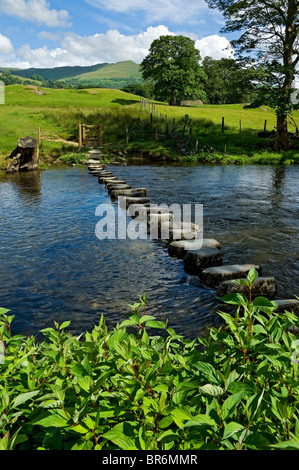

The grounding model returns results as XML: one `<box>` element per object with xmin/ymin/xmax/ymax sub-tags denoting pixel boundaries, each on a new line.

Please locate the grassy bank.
<box><xmin>0</xmin><ymin>84</ymin><xmax>298</xmax><ymax>170</ymax></box>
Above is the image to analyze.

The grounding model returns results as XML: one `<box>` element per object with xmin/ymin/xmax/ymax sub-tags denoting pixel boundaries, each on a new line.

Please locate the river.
<box><xmin>0</xmin><ymin>163</ymin><xmax>298</xmax><ymax>339</ymax></box>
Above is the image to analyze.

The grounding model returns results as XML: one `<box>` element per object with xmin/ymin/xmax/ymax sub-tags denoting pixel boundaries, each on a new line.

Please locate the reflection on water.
<box><xmin>0</xmin><ymin>164</ymin><xmax>298</xmax><ymax>339</ymax></box>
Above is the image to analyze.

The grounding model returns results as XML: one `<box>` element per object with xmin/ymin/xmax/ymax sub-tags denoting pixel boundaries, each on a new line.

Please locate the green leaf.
<box><xmin>157</xmin><ymin>429</ymin><xmax>178</xmax><ymax>443</ymax></box>
<box><xmin>29</xmin><ymin>410</ymin><xmax>70</xmax><ymax>428</ymax></box>
<box><xmin>217</xmin><ymin>312</ymin><xmax>238</xmax><ymax>332</ymax></box>
<box><xmin>184</xmin><ymin>414</ymin><xmax>217</xmax><ymax>427</ymax></box>
<box><xmin>145</xmin><ymin>320</ymin><xmax>166</xmax><ymax>329</ymax></box>
<box><xmin>194</xmin><ymin>361</ymin><xmax>223</xmax><ymax>384</ymax></box>
<box><xmin>222</xmin><ymin>390</ymin><xmax>248</xmax><ymax>421</ymax></box>
<box><xmin>198</xmin><ymin>384</ymin><xmax>224</xmax><ymax>396</ymax></box>
<box><xmin>139</xmin><ymin>315</ymin><xmax>157</xmax><ymax>324</ymax></box>
<box><xmin>222</xmin><ymin>421</ymin><xmax>245</xmax><ymax>440</ymax></box>
<box><xmin>59</xmin><ymin>321</ymin><xmax>71</xmax><ymax>330</ymax></box>
<box><xmin>0</xmin><ymin>308</ymin><xmax>10</xmax><ymax>315</ymax></box>
<box><xmin>102</xmin><ymin>422</ymin><xmax>138</xmax><ymax>450</ymax></box>
<box><xmin>247</xmin><ymin>268</ymin><xmax>258</xmax><ymax>285</ymax></box>
<box><xmin>220</xmin><ymin>293</ymin><xmax>249</xmax><ymax>307</ymax></box>
<box><xmin>232</xmin><ymin>279</ymin><xmax>249</xmax><ymax>287</ymax></box>
<box><xmin>12</xmin><ymin>390</ymin><xmax>40</xmax><ymax>408</ymax></box>
<box><xmin>252</xmin><ymin>297</ymin><xmax>277</xmax><ymax>313</ymax></box>
<box><xmin>270</xmin><ymin>440</ymin><xmax>299</xmax><ymax>450</ymax></box>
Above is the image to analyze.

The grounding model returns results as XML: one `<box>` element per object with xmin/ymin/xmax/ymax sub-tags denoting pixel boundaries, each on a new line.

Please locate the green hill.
<box><xmin>8</xmin><ymin>61</ymin><xmax>143</xmax><ymax>89</ymax></box>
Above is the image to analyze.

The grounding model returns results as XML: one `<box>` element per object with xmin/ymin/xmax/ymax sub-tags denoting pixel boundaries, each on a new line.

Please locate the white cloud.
<box><xmin>0</xmin><ymin>26</ymin><xmax>234</xmax><ymax>69</ymax></box>
<box><xmin>195</xmin><ymin>35</ymin><xmax>234</xmax><ymax>60</ymax></box>
<box><xmin>0</xmin><ymin>33</ymin><xmax>13</xmax><ymax>54</ymax></box>
<box><xmin>0</xmin><ymin>0</ymin><xmax>70</xmax><ymax>27</ymax></box>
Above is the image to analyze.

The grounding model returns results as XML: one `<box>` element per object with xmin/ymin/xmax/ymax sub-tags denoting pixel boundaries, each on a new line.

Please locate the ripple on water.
<box><xmin>0</xmin><ymin>164</ymin><xmax>298</xmax><ymax>339</ymax></box>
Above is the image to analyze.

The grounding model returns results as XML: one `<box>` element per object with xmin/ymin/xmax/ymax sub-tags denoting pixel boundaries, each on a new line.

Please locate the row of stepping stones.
<box><xmin>86</xmin><ymin>148</ymin><xmax>299</xmax><ymax>317</ymax></box>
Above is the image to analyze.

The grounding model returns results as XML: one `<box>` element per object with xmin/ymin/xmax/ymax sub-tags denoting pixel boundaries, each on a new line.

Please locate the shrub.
<box><xmin>0</xmin><ymin>271</ymin><xmax>298</xmax><ymax>450</ymax></box>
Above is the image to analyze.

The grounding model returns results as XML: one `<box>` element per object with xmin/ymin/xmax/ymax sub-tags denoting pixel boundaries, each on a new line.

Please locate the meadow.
<box><xmin>0</xmin><ymin>84</ymin><xmax>298</xmax><ymax>169</ymax></box>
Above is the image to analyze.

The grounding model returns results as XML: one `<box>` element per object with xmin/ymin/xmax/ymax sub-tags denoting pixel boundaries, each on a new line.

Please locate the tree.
<box><xmin>205</xmin><ymin>0</ymin><xmax>299</xmax><ymax>149</ymax></box>
<box><xmin>140</xmin><ymin>35</ymin><xmax>207</xmax><ymax>106</ymax></box>
<box><xmin>202</xmin><ymin>56</ymin><xmax>256</xmax><ymax>104</ymax></box>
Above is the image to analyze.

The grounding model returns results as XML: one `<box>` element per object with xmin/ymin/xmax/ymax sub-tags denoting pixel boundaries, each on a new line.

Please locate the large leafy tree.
<box><xmin>140</xmin><ymin>35</ymin><xmax>207</xmax><ymax>106</ymax></box>
<box><xmin>205</xmin><ymin>0</ymin><xmax>299</xmax><ymax>149</ymax></box>
<box><xmin>202</xmin><ymin>56</ymin><xmax>256</xmax><ymax>104</ymax></box>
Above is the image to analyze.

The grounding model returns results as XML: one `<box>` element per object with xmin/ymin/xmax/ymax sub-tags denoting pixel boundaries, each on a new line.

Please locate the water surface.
<box><xmin>0</xmin><ymin>163</ymin><xmax>298</xmax><ymax>338</ymax></box>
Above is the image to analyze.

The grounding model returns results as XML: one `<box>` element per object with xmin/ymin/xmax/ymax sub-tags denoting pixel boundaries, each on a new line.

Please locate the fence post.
<box><xmin>239</xmin><ymin>119</ymin><xmax>242</xmax><ymax>133</ymax></box>
<box><xmin>264</xmin><ymin>120</ymin><xmax>267</xmax><ymax>132</ymax></box>
<box><xmin>126</xmin><ymin>126</ymin><xmax>129</xmax><ymax>145</ymax></box>
<box><xmin>78</xmin><ymin>124</ymin><xmax>82</xmax><ymax>148</ymax></box>
<box><xmin>37</xmin><ymin>127</ymin><xmax>41</xmax><ymax>146</ymax></box>
<box><xmin>98</xmin><ymin>125</ymin><xmax>102</xmax><ymax>146</ymax></box>
<box><xmin>222</xmin><ymin>117</ymin><xmax>225</xmax><ymax>133</ymax></box>
<box><xmin>82</xmin><ymin>125</ymin><xmax>87</xmax><ymax>145</ymax></box>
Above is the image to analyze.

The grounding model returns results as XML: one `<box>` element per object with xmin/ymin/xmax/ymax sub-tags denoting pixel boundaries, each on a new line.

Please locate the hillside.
<box><xmin>8</xmin><ymin>61</ymin><xmax>143</xmax><ymax>89</ymax></box>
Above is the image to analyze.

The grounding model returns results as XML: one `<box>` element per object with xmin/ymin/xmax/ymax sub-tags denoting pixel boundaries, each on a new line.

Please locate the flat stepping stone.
<box><xmin>110</xmin><ymin>188</ymin><xmax>147</xmax><ymax>198</ymax></box>
<box><xmin>217</xmin><ymin>276</ymin><xmax>277</xmax><ymax>300</ymax></box>
<box><xmin>88</xmin><ymin>159</ymin><xmax>104</xmax><ymax>164</ymax></box>
<box><xmin>105</xmin><ymin>180</ymin><xmax>127</xmax><ymax>188</ymax></box>
<box><xmin>97</xmin><ymin>171</ymin><xmax>115</xmax><ymax>177</ymax></box>
<box><xmin>183</xmin><ymin>247</ymin><xmax>224</xmax><ymax>274</ymax></box>
<box><xmin>148</xmin><ymin>212</ymin><xmax>174</xmax><ymax>224</ymax></box>
<box><xmin>167</xmin><ymin>227</ymin><xmax>202</xmax><ymax>241</ymax></box>
<box><xmin>121</xmin><ymin>197</ymin><xmax>151</xmax><ymax>208</ymax></box>
<box><xmin>98</xmin><ymin>177</ymin><xmax>118</xmax><ymax>183</ymax></box>
<box><xmin>274</xmin><ymin>299</ymin><xmax>299</xmax><ymax>315</ymax></box>
<box><xmin>199</xmin><ymin>264</ymin><xmax>262</xmax><ymax>287</ymax></box>
<box><xmin>168</xmin><ymin>238</ymin><xmax>221</xmax><ymax>258</ymax></box>
<box><xmin>107</xmin><ymin>184</ymin><xmax>131</xmax><ymax>193</ymax></box>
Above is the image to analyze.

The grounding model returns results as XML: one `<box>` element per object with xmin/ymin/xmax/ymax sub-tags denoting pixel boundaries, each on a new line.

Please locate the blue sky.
<box><xmin>0</xmin><ymin>0</ymin><xmax>236</xmax><ymax>69</ymax></box>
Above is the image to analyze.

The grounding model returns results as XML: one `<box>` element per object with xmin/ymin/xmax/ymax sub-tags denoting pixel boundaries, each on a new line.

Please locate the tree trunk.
<box><xmin>5</xmin><ymin>136</ymin><xmax>39</xmax><ymax>173</ymax></box>
<box><xmin>274</xmin><ymin>115</ymin><xmax>290</xmax><ymax>149</ymax></box>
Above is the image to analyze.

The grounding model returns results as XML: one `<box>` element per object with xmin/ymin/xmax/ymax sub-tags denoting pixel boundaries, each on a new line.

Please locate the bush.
<box><xmin>0</xmin><ymin>270</ymin><xmax>299</xmax><ymax>450</ymax></box>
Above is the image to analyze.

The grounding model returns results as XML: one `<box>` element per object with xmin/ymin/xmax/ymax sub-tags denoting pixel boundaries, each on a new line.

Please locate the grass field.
<box><xmin>0</xmin><ymin>84</ymin><xmax>298</xmax><ymax>170</ymax></box>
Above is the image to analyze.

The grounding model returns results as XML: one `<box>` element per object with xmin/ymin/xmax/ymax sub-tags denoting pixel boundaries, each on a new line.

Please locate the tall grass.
<box><xmin>1</xmin><ymin>84</ymin><xmax>298</xmax><ymax>168</ymax></box>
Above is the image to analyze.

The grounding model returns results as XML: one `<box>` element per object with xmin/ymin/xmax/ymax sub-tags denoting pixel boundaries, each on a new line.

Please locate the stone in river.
<box><xmin>168</xmin><ymin>238</ymin><xmax>221</xmax><ymax>258</ymax></box>
<box><xmin>217</xmin><ymin>276</ymin><xmax>277</xmax><ymax>300</ymax></box>
<box><xmin>183</xmin><ymin>247</ymin><xmax>224</xmax><ymax>274</ymax></box>
<box><xmin>199</xmin><ymin>264</ymin><xmax>262</xmax><ymax>287</ymax></box>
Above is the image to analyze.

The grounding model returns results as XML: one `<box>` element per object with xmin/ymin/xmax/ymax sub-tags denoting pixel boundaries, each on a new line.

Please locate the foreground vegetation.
<box><xmin>0</xmin><ymin>84</ymin><xmax>298</xmax><ymax>171</ymax></box>
<box><xmin>0</xmin><ymin>270</ymin><xmax>299</xmax><ymax>450</ymax></box>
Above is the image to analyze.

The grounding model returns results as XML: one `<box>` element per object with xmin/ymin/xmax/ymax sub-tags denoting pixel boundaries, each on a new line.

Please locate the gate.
<box><xmin>79</xmin><ymin>124</ymin><xmax>102</xmax><ymax>148</ymax></box>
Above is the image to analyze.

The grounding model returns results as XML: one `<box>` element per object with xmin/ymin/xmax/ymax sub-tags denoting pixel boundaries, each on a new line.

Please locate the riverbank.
<box><xmin>1</xmin><ymin>84</ymin><xmax>298</xmax><ymax>173</ymax></box>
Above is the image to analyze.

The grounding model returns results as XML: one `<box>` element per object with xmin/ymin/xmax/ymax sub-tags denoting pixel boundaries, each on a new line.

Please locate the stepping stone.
<box><xmin>168</xmin><ymin>238</ymin><xmax>221</xmax><ymax>258</ymax></box>
<box><xmin>148</xmin><ymin>212</ymin><xmax>174</xmax><ymax>224</ymax></box>
<box><xmin>98</xmin><ymin>177</ymin><xmax>118</xmax><ymax>183</ymax></box>
<box><xmin>199</xmin><ymin>264</ymin><xmax>262</xmax><ymax>287</ymax></box>
<box><xmin>274</xmin><ymin>299</ymin><xmax>299</xmax><ymax>315</ymax></box>
<box><xmin>107</xmin><ymin>184</ymin><xmax>131</xmax><ymax>193</ymax></box>
<box><xmin>110</xmin><ymin>188</ymin><xmax>147</xmax><ymax>198</ymax></box>
<box><xmin>167</xmin><ymin>227</ymin><xmax>202</xmax><ymax>241</ymax></box>
<box><xmin>97</xmin><ymin>171</ymin><xmax>115</xmax><ymax>177</ymax></box>
<box><xmin>87</xmin><ymin>150</ymin><xmax>104</xmax><ymax>156</ymax></box>
<box><xmin>183</xmin><ymin>247</ymin><xmax>224</xmax><ymax>274</ymax></box>
<box><xmin>88</xmin><ymin>159</ymin><xmax>104</xmax><ymax>165</ymax></box>
<box><xmin>217</xmin><ymin>276</ymin><xmax>277</xmax><ymax>300</ymax></box>
<box><xmin>88</xmin><ymin>166</ymin><xmax>105</xmax><ymax>171</ymax></box>
<box><xmin>127</xmin><ymin>203</ymin><xmax>152</xmax><ymax>218</ymax></box>
<box><xmin>105</xmin><ymin>181</ymin><xmax>127</xmax><ymax>188</ymax></box>
<box><xmin>120</xmin><ymin>197</ymin><xmax>151</xmax><ymax>208</ymax></box>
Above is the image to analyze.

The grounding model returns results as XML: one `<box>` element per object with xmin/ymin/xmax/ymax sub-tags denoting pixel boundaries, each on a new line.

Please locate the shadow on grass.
<box><xmin>111</xmin><ymin>98</ymin><xmax>140</xmax><ymax>106</ymax></box>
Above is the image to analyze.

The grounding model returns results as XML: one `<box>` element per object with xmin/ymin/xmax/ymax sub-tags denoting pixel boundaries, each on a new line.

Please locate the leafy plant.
<box><xmin>0</xmin><ymin>278</ymin><xmax>298</xmax><ymax>450</ymax></box>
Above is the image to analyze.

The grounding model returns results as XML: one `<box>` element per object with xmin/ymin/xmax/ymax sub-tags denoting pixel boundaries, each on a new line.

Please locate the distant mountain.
<box><xmin>8</xmin><ymin>61</ymin><xmax>143</xmax><ymax>89</ymax></box>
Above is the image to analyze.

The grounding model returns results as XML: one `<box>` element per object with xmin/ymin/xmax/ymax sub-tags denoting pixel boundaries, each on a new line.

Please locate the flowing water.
<box><xmin>0</xmin><ymin>163</ymin><xmax>298</xmax><ymax>339</ymax></box>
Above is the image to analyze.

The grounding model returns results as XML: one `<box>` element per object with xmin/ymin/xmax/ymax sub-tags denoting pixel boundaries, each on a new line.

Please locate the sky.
<box><xmin>0</xmin><ymin>0</ymin><xmax>237</xmax><ymax>69</ymax></box>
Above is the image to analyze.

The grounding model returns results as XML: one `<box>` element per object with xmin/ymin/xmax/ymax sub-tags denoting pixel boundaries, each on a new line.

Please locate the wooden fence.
<box><xmin>78</xmin><ymin>124</ymin><xmax>102</xmax><ymax>148</ymax></box>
